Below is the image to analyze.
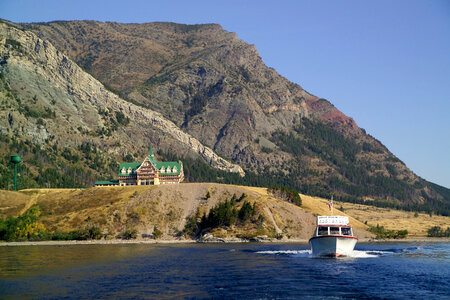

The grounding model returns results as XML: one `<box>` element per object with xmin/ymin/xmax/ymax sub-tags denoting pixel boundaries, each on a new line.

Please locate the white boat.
<box><xmin>309</xmin><ymin>197</ymin><xmax>358</xmax><ymax>257</ymax></box>
<box><xmin>309</xmin><ymin>214</ymin><xmax>358</xmax><ymax>257</ymax></box>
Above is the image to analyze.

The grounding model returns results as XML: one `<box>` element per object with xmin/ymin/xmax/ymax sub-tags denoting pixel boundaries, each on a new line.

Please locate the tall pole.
<box><xmin>14</xmin><ymin>163</ymin><xmax>17</xmax><ymax>191</ymax></box>
<box><xmin>328</xmin><ymin>195</ymin><xmax>333</xmax><ymax>216</ymax></box>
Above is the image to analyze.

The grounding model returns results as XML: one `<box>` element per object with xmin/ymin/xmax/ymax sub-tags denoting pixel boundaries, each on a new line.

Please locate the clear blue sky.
<box><xmin>2</xmin><ymin>0</ymin><xmax>450</xmax><ymax>188</ymax></box>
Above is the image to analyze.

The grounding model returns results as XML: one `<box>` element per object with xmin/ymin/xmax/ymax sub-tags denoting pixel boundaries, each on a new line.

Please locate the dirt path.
<box><xmin>19</xmin><ymin>193</ymin><xmax>39</xmax><ymax>215</ymax></box>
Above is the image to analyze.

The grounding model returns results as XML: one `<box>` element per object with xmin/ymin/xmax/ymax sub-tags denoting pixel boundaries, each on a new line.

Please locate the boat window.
<box><xmin>318</xmin><ymin>227</ymin><xmax>328</xmax><ymax>236</ymax></box>
<box><xmin>341</xmin><ymin>227</ymin><xmax>351</xmax><ymax>236</ymax></box>
<box><xmin>330</xmin><ymin>227</ymin><xmax>339</xmax><ymax>235</ymax></box>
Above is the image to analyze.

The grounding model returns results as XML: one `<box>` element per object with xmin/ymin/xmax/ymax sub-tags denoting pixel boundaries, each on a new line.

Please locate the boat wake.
<box><xmin>256</xmin><ymin>249</ymin><xmax>396</xmax><ymax>258</ymax></box>
<box><xmin>256</xmin><ymin>250</ymin><xmax>312</xmax><ymax>257</ymax></box>
<box><xmin>349</xmin><ymin>250</ymin><xmax>392</xmax><ymax>258</ymax></box>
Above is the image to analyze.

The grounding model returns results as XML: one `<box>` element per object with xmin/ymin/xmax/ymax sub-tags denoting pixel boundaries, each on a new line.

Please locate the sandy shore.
<box><xmin>1</xmin><ymin>237</ymin><xmax>449</xmax><ymax>246</ymax></box>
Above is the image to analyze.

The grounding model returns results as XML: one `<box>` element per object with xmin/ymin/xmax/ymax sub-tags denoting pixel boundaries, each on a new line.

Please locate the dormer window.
<box><xmin>173</xmin><ymin>166</ymin><xmax>177</xmax><ymax>173</ymax></box>
<box><xmin>127</xmin><ymin>168</ymin><xmax>132</xmax><ymax>174</ymax></box>
<box><xmin>160</xmin><ymin>167</ymin><xmax>165</xmax><ymax>173</ymax></box>
<box><xmin>121</xmin><ymin>167</ymin><xmax>126</xmax><ymax>174</ymax></box>
<box><xmin>167</xmin><ymin>167</ymin><xmax>171</xmax><ymax>173</ymax></box>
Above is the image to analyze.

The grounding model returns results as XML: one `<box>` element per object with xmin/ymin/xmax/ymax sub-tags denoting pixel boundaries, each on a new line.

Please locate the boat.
<box><xmin>309</xmin><ymin>198</ymin><xmax>358</xmax><ymax>257</ymax></box>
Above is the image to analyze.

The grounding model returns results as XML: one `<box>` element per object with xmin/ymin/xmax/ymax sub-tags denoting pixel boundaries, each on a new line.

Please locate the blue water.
<box><xmin>0</xmin><ymin>242</ymin><xmax>449</xmax><ymax>299</ymax></box>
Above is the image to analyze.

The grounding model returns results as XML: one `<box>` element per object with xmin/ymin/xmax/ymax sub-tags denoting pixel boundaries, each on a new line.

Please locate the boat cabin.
<box><xmin>314</xmin><ymin>215</ymin><xmax>355</xmax><ymax>237</ymax></box>
<box><xmin>315</xmin><ymin>225</ymin><xmax>353</xmax><ymax>237</ymax></box>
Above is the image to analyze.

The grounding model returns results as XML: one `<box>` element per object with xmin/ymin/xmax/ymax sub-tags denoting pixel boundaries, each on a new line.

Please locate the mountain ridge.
<box><xmin>1</xmin><ymin>19</ymin><xmax>449</xmax><ymax>215</ymax></box>
<box><xmin>0</xmin><ymin>22</ymin><xmax>243</xmax><ymax>183</ymax></box>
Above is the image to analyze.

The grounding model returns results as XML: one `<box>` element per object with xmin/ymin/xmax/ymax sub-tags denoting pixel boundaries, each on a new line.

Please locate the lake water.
<box><xmin>0</xmin><ymin>242</ymin><xmax>449</xmax><ymax>299</ymax></box>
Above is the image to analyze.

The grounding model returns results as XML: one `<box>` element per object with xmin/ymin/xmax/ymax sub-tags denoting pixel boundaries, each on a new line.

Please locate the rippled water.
<box><xmin>0</xmin><ymin>242</ymin><xmax>448</xmax><ymax>299</ymax></box>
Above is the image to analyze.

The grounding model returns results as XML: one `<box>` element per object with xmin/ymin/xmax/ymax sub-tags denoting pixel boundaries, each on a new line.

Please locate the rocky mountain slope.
<box><xmin>0</xmin><ymin>22</ymin><xmax>243</xmax><ymax>188</ymax></box>
<box><xmin>1</xmin><ymin>20</ymin><xmax>449</xmax><ymax>214</ymax></box>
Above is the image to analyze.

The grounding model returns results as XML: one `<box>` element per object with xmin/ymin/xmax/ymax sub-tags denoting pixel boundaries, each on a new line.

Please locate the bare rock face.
<box><xmin>0</xmin><ymin>23</ymin><xmax>244</xmax><ymax>175</ymax></box>
<box><xmin>23</xmin><ymin>21</ymin><xmax>361</xmax><ymax>169</ymax></box>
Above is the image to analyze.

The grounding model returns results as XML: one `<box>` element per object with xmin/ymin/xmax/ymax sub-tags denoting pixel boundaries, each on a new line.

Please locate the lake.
<box><xmin>0</xmin><ymin>242</ymin><xmax>449</xmax><ymax>299</ymax></box>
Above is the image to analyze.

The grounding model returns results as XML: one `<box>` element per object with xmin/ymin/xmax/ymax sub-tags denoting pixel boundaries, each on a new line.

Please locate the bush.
<box><xmin>368</xmin><ymin>224</ymin><xmax>408</xmax><ymax>239</ymax></box>
<box><xmin>153</xmin><ymin>225</ymin><xmax>163</xmax><ymax>239</ymax></box>
<box><xmin>261</xmin><ymin>146</ymin><xmax>274</xmax><ymax>154</ymax></box>
<box><xmin>115</xmin><ymin>111</ymin><xmax>130</xmax><ymax>126</ymax></box>
<box><xmin>67</xmin><ymin>226</ymin><xmax>102</xmax><ymax>240</ymax></box>
<box><xmin>120</xmin><ymin>229</ymin><xmax>137</xmax><ymax>240</ymax></box>
<box><xmin>0</xmin><ymin>207</ymin><xmax>102</xmax><ymax>241</ymax></box>
<box><xmin>427</xmin><ymin>226</ymin><xmax>450</xmax><ymax>237</ymax></box>
<box><xmin>0</xmin><ymin>206</ymin><xmax>46</xmax><ymax>241</ymax></box>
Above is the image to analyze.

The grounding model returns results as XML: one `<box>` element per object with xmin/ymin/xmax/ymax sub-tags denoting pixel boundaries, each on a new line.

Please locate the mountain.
<box><xmin>1</xmin><ymin>20</ymin><xmax>449</xmax><ymax>215</ymax></box>
<box><xmin>0</xmin><ymin>21</ymin><xmax>243</xmax><ymax>188</ymax></box>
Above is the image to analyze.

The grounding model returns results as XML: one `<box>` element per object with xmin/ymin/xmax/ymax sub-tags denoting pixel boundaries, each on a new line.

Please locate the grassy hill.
<box><xmin>2</xmin><ymin>183</ymin><xmax>448</xmax><ymax>242</ymax></box>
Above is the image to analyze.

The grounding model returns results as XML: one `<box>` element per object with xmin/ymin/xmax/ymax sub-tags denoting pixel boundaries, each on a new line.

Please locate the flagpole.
<box><xmin>331</xmin><ymin>195</ymin><xmax>333</xmax><ymax>215</ymax></box>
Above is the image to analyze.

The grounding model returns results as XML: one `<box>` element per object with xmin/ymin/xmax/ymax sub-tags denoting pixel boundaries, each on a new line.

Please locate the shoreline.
<box><xmin>1</xmin><ymin>237</ymin><xmax>449</xmax><ymax>247</ymax></box>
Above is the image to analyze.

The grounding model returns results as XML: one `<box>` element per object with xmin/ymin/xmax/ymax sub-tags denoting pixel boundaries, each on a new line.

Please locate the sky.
<box><xmin>2</xmin><ymin>0</ymin><xmax>450</xmax><ymax>188</ymax></box>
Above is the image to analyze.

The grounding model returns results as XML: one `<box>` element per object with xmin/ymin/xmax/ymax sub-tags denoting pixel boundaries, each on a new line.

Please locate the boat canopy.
<box><xmin>317</xmin><ymin>216</ymin><xmax>349</xmax><ymax>225</ymax></box>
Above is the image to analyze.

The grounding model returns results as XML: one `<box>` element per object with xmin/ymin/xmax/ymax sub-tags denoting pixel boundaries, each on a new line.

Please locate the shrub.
<box><xmin>368</xmin><ymin>224</ymin><xmax>408</xmax><ymax>239</ymax></box>
<box><xmin>261</xmin><ymin>146</ymin><xmax>274</xmax><ymax>154</ymax></box>
<box><xmin>115</xmin><ymin>111</ymin><xmax>130</xmax><ymax>126</ymax></box>
<box><xmin>153</xmin><ymin>225</ymin><xmax>163</xmax><ymax>239</ymax></box>
<box><xmin>121</xmin><ymin>229</ymin><xmax>137</xmax><ymax>240</ymax></box>
<box><xmin>427</xmin><ymin>226</ymin><xmax>450</xmax><ymax>237</ymax></box>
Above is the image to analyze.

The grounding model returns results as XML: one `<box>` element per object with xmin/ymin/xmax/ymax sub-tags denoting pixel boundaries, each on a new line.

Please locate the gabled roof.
<box><xmin>118</xmin><ymin>162</ymin><xmax>141</xmax><ymax>176</ymax></box>
<box><xmin>155</xmin><ymin>161</ymin><xmax>182</xmax><ymax>175</ymax></box>
<box><xmin>117</xmin><ymin>148</ymin><xmax>183</xmax><ymax>176</ymax></box>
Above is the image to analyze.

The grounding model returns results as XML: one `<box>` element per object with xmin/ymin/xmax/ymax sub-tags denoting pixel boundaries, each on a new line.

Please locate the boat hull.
<box><xmin>309</xmin><ymin>236</ymin><xmax>357</xmax><ymax>257</ymax></box>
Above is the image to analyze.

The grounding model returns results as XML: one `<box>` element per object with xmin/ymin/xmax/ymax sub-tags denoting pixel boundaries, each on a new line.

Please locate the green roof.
<box><xmin>155</xmin><ymin>161</ymin><xmax>182</xmax><ymax>175</ymax></box>
<box><xmin>148</xmin><ymin>155</ymin><xmax>157</xmax><ymax>165</ymax></box>
<box><xmin>117</xmin><ymin>148</ymin><xmax>183</xmax><ymax>176</ymax></box>
<box><xmin>95</xmin><ymin>180</ymin><xmax>119</xmax><ymax>185</ymax></box>
<box><xmin>118</xmin><ymin>162</ymin><xmax>141</xmax><ymax>176</ymax></box>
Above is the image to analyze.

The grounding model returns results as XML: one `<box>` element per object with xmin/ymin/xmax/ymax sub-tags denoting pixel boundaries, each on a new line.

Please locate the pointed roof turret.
<box><xmin>147</xmin><ymin>147</ymin><xmax>157</xmax><ymax>164</ymax></box>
